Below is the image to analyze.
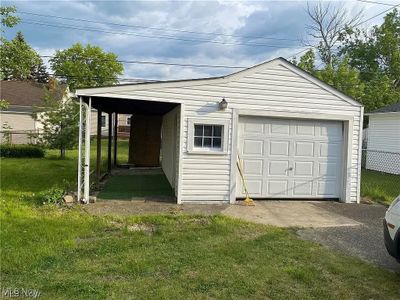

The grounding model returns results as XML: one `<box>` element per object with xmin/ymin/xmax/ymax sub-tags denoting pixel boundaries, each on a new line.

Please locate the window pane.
<box><xmin>194</xmin><ymin>137</ymin><xmax>203</xmax><ymax>147</ymax></box>
<box><xmin>101</xmin><ymin>116</ymin><xmax>106</xmax><ymax>127</ymax></box>
<box><xmin>213</xmin><ymin>125</ymin><xmax>222</xmax><ymax>137</ymax></box>
<box><xmin>203</xmin><ymin>125</ymin><xmax>212</xmax><ymax>136</ymax></box>
<box><xmin>212</xmin><ymin>137</ymin><xmax>222</xmax><ymax>149</ymax></box>
<box><xmin>194</xmin><ymin>125</ymin><xmax>203</xmax><ymax>136</ymax></box>
<box><xmin>203</xmin><ymin>137</ymin><xmax>212</xmax><ymax>147</ymax></box>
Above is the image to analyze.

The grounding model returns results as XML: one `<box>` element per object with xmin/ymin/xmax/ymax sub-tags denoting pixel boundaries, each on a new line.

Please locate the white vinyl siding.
<box><xmin>161</xmin><ymin>106</ymin><xmax>179</xmax><ymax>191</ymax></box>
<box><xmin>366</xmin><ymin>113</ymin><xmax>400</xmax><ymax>174</ymax></box>
<box><xmin>77</xmin><ymin>60</ymin><xmax>363</xmax><ymax>203</ymax></box>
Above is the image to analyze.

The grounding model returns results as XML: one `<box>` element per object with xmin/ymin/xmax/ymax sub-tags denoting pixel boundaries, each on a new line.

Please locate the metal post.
<box><xmin>107</xmin><ymin>112</ymin><xmax>112</xmax><ymax>172</ymax></box>
<box><xmin>83</xmin><ymin>97</ymin><xmax>92</xmax><ymax>203</ymax></box>
<box><xmin>96</xmin><ymin>107</ymin><xmax>102</xmax><ymax>187</ymax></box>
<box><xmin>77</xmin><ymin>96</ymin><xmax>83</xmax><ymax>202</ymax></box>
<box><xmin>113</xmin><ymin>113</ymin><xmax>118</xmax><ymax>166</ymax></box>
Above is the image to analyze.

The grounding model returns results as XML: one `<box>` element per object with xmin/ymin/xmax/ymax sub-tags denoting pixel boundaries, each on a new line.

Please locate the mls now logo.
<box><xmin>2</xmin><ymin>288</ymin><xmax>41</xmax><ymax>298</ymax></box>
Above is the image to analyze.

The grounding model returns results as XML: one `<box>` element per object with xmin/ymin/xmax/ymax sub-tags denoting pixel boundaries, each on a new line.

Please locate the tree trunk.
<box><xmin>60</xmin><ymin>147</ymin><xmax>66</xmax><ymax>159</ymax></box>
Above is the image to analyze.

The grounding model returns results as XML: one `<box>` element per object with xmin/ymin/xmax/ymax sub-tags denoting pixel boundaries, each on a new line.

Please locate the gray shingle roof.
<box><xmin>369</xmin><ymin>102</ymin><xmax>400</xmax><ymax>114</ymax></box>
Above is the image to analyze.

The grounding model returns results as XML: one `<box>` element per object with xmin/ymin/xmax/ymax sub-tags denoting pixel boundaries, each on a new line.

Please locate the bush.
<box><xmin>0</xmin><ymin>144</ymin><xmax>45</xmax><ymax>158</ymax></box>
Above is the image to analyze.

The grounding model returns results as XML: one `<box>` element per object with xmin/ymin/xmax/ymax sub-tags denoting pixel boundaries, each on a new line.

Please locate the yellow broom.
<box><xmin>236</xmin><ymin>153</ymin><xmax>255</xmax><ymax>206</ymax></box>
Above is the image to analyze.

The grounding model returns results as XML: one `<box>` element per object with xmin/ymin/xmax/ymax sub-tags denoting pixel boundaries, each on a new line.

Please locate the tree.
<box><xmin>0</xmin><ymin>31</ymin><xmax>43</xmax><ymax>80</ymax></box>
<box><xmin>341</xmin><ymin>9</ymin><xmax>400</xmax><ymax>86</ymax></box>
<box><xmin>339</xmin><ymin>9</ymin><xmax>400</xmax><ymax>111</ymax></box>
<box><xmin>33</xmin><ymin>79</ymin><xmax>79</xmax><ymax>158</ymax></box>
<box><xmin>50</xmin><ymin>43</ymin><xmax>124</xmax><ymax>90</ymax></box>
<box><xmin>305</xmin><ymin>2</ymin><xmax>362</xmax><ymax>66</ymax></box>
<box><xmin>0</xmin><ymin>6</ymin><xmax>20</xmax><ymax>34</ymax></box>
<box><xmin>31</xmin><ymin>60</ymin><xmax>49</xmax><ymax>83</ymax></box>
<box><xmin>292</xmin><ymin>49</ymin><xmax>365</xmax><ymax>105</ymax></box>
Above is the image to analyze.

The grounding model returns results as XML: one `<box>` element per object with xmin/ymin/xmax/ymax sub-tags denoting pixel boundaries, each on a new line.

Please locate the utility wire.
<box><xmin>17</xmin><ymin>11</ymin><xmax>301</xmax><ymax>42</ymax></box>
<box><xmin>21</xmin><ymin>19</ymin><xmax>299</xmax><ymax>48</ymax></box>
<box><xmin>40</xmin><ymin>55</ymin><xmax>247</xmax><ymax>69</ymax></box>
<box><xmin>357</xmin><ymin>0</ymin><xmax>400</xmax><ymax>7</ymax></box>
<box><xmin>356</xmin><ymin>3</ymin><xmax>400</xmax><ymax>26</ymax></box>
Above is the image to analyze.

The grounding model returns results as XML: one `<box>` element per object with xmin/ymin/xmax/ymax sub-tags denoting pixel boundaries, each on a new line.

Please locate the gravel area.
<box><xmin>297</xmin><ymin>202</ymin><xmax>400</xmax><ymax>272</ymax></box>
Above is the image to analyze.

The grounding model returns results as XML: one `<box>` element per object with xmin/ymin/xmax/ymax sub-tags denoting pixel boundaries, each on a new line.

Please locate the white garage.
<box><xmin>76</xmin><ymin>57</ymin><xmax>363</xmax><ymax>204</ymax></box>
<box><xmin>238</xmin><ymin>117</ymin><xmax>343</xmax><ymax>199</ymax></box>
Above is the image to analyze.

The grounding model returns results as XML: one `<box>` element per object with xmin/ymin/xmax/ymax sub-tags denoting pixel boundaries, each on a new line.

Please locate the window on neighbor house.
<box><xmin>127</xmin><ymin>116</ymin><xmax>131</xmax><ymax>125</ymax></box>
<box><xmin>101</xmin><ymin>115</ymin><xmax>106</xmax><ymax>127</ymax></box>
<box><xmin>194</xmin><ymin>124</ymin><xmax>223</xmax><ymax>150</ymax></box>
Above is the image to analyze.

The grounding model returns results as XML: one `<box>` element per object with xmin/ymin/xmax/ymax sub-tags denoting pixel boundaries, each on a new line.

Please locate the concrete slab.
<box><xmin>221</xmin><ymin>201</ymin><xmax>360</xmax><ymax>228</ymax></box>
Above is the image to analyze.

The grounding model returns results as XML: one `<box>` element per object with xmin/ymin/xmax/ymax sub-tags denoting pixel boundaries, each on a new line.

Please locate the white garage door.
<box><xmin>237</xmin><ymin>116</ymin><xmax>343</xmax><ymax>199</ymax></box>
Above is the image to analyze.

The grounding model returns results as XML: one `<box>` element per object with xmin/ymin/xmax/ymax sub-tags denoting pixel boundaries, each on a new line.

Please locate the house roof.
<box><xmin>0</xmin><ymin>80</ymin><xmax>46</xmax><ymax>107</ymax></box>
<box><xmin>76</xmin><ymin>57</ymin><xmax>362</xmax><ymax>108</ymax></box>
<box><xmin>368</xmin><ymin>102</ymin><xmax>400</xmax><ymax>114</ymax></box>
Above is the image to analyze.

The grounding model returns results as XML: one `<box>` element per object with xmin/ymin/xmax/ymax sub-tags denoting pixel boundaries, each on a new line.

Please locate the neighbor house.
<box><xmin>365</xmin><ymin>102</ymin><xmax>400</xmax><ymax>175</ymax></box>
<box><xmin>76</xmin><ymin>57</ymin><xmax>364</xmax><ymax>204</ymax></box>
<box><xmin>0</xmin><ymin>80</ymin><xmax>131</xmax><ymax>143</ymax></box>
<box><xmin>0</xmin><ymin>81</ymin><xmax>46</xmax><ymax>144</ymax></box>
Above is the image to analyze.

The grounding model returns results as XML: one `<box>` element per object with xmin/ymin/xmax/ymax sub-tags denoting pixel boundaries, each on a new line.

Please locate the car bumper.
<box><xmin>383</xmin><ymin>219</ymin><xmax>399</xmax><ymax>261</ymax></box>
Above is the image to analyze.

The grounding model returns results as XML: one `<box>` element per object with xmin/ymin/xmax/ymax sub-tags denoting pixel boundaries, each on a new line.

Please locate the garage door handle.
<box><xmin>288</xmin><ymin>167</ymin><xmax>293</xmax><ymax>171</ymax></box>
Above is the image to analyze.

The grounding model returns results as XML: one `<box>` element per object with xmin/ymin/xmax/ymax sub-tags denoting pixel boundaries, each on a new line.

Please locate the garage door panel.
<box><xmin>319</xmin><ymin>123</ymin><xmax>342</xmax><ymax>139</ymax></box>
<box><xmin>294</xmin><ymin>161</ymin><xmax>314</xmax><ymax>176</ymax></box>
<box><xmin>293</xmin><ymin>180</ymin><xmax>313</xmax><ymax>196</ymax></box>
<box><xmin>268</xmin><ymin>161</ymin><xmax>289</xmax><ymax>176</ymax></box>
<box><xmin>319</xmin><ymin>142</ymin><xmax>341</xmax><ymax>158</ymax></box>
<box><xmin>269</xmin><ymin>141</ymin><xmax>290</xmax><ymax>156</ymax></box>
<box><xmin>318</xmin><ymin>162</ymin><xmax>337</xmax><ymax>176</ymax></box>
<box><xmin>243</xmin><ymin>159</ymin><xmax>263</xmax><ymax>175</ymax></box>
<box><xmin>238</xmin><ymin>117</ymin><xmax>343</xmax><ymax>199</ymax></box>
<box><xmin>317</xmin><ymin>180</ymin><xmax>337</xmax><ymax>196</ymax></box>
<box><xmin>243</xmin><ymin>121</ymin><xmax>264</xmax><ymax>134</ymax></box>
<box><xmin>294</xmin><ymin>141</ymin><xmax>314</xmax><ymax>157</ymax></box>
<box><xmin>268</xmin><ymin>180</ymin><xmax>289</xmax><ymax>195</ymax></box>
<box><xmin>242</xmin><ymin>139</ymin><xmax>264</xmax><ymax>155</ymax></box>
<box><xmin>295</xmin><ymin>122</ymin><xmax>315</xmax><ymax>136</ymax></box>
<box><xmin>270</xmin><ymin>120</ymin><xmax>290</xmax><ymax>135</ymax></box>
<box><xmin>243</xmin><ymin>180</ymin><xmax>263</xmax><ymax>195</ymax></box>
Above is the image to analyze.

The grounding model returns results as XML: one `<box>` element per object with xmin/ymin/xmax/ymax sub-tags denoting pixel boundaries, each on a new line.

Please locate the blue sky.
<box><xmin>2</xmin><ymin>0</ymin><xmax>398</xmax><ymax>81</ymax></box>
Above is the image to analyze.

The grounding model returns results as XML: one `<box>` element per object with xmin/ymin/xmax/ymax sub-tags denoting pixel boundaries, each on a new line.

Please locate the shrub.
<box><xmin>0</xmin><ymin>144</ymin><xmax>45</xmax><ymax>158</ymax></box>
<box><xmin>39</xmin><ymin>187</ymin><xmax>65</xmax><ymax>205</ymax></box>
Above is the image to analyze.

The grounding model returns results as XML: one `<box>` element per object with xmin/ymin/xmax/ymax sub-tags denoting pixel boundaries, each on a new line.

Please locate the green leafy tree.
<box><xmin>33</xmin><ymin>79</ymin><xmax>79</xmax><ymax>158</ymax></box>
<box><xmin>339</xmin><ymin>9</ymin><xmax>400</xmax><ymax>110</ymax></box>
<box><xmin>50</xmin><ymin>43</ymin><xmax>124</xmax><ymax>90</ymax></box>
<box><xmin>0</xmin><ymin>31</ymin><xmax>43</xmax><ymax>80</ymax></box>
<box><xmin>293</xmin><ymin>49</ymin><xmax>364</xmax><ymax>103</ymax></box>
<box><xmin>0</xmin><ymin>6</ymin><xmax>20</xmax><ymax>34</ymax></box>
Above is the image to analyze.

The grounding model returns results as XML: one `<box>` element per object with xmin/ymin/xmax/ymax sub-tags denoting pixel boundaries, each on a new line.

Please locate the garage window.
<box><xmin>188</xmin><ymin>119</ymin><xmax>229</xmax><ymax>154</ymax></box>
<box><xmin>194</xmin><ymin>125</ymin><xmax>223</xmax><ymax>149</ymax></box>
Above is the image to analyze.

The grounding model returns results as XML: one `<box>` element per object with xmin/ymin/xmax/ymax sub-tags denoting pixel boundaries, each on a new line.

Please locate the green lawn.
<box><xmin>1</xmin><ymin>204</ymin><xmax>399</xmax><ymax>299</ymax></box>
<box><xmin>0</xmin><ymin>139</ymin><xmax>129</xmax><ymax>202</ymax></box>
<box><xmin>1</xmin><ymin>144</ymin><xmax>400</xmax><ymax>298</ymax></box>
<box><xmin>361</xmin><ymin>169</ymin><xmax>400</xmax><ymax>205</ymax></box>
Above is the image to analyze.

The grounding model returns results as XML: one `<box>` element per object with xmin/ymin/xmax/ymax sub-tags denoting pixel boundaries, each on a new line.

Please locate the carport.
<box><xmin>75</xmin><ymin>94</ymin><xmax>182</xmax><ymax>203</ymax></box>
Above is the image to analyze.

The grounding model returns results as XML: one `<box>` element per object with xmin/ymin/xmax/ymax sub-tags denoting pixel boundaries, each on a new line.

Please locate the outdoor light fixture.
<box><xmin>219</xmin><ymin>98</ymin><xmax>228</xmax><ymax>110</ymax></box>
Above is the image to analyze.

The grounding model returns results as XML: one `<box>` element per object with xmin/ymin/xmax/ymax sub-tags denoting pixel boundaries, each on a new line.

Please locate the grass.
<box><xmin>361</xmin><ymin>169</ymin><xmax>400</xmax><ymax>205</ymax></box>
<box><xmin>0</xmin><ymin>139</ymin><xmax>129</xmax><ymax>202</ymax></box>
<box><xmin>98</xmin><ymin>174</ymin><xmax>174</xmax><ymax>199</ymax></box>
<box><xmin>1</xmin><ymin>204</ymin><xmax>399</xmax><ymax>299</ymax></box>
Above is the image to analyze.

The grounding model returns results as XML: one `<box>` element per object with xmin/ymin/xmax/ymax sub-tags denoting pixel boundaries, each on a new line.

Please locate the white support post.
<box><xmin>83</xmin><ymin>97</ymin><xmax>92</xmax><ymax>203</ymax></box>
<box><xmin>77</xmin><ymin>96</ymin><xmax>83</xmax><ymax>202</ymax></box>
